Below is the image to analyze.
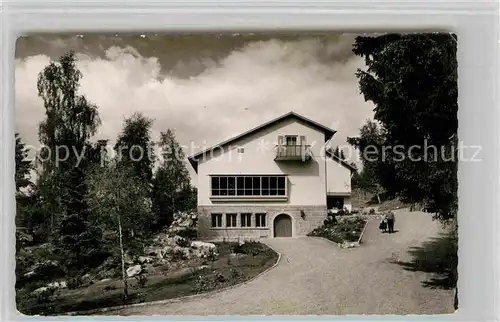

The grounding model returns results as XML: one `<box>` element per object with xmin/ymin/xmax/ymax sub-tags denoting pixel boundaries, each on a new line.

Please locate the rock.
<box><xmin>32</xmin><ymin>286</ymin><xmax>50</xmax><ymax>295</ymax></box>
<box><xmin>47</xmin><ymin>281</ymin><xmax>67</xmax><ymax>289</ymax></box>
<box><xmin>23</xmin><ymin>271</ymin><xmax>35</xmax><ymax>278</ymax></box>
<box><xmin>124</xmin><ymin>253</ymin><xmax>134</xmax><ymax>265</ymax></box>
<box><xmin>191</xmin><ymin>241</ymin><xmax>216</xmax><ymax>250</ymax></box>
<box><xmin>174</xmin><ymin>235</ymin><xmax>189</xmax><ymax>247</ymax></box>
<box><xmin>81</xmin><ymin>273</ymin><xmax>92</xmax><ymax>284</ymax></box>
<box><xmin>126</xmin><ymin>265</ymin><xmax>142</xmax><ymax>277</ymax></box>
<box><xmin>137</xmin><ymin>256</ymin><xmax>153</xmax><ymax>264</ymax></box>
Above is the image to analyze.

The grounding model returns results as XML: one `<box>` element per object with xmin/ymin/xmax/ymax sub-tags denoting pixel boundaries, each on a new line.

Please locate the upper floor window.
<box><xmin>211</xmin><ymin>175</ymin><xmax>287</xmax><ymax>197</ymax></box>
<box><xmin>285</xmin><ymin>135</ymin><xmax>297</xmax><ymax>146</ymax></box>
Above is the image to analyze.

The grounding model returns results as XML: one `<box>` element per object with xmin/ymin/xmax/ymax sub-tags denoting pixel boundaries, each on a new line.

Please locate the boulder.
<box><xmin>23</xmin><ymin>271</ymin><xmax>35</xmax><ymax>278</ymax></box>
<box><xmin>47</xmin><ymin>281</ymin><xmax>67</xmax><ymax>289</ymax></box>
<box><xmin>32</xmin><ymin>286</ymin><xmax>50</xmax><ymax>295</ymax></box>
<box><xmin>174</xmin><ymin>235</ymin><xmax>189</xmax><ymax>247</ymax></box>
<box><xmin>126</xmin><ymin>265</ymin><xmax>142</xmax><ymax>277</ymax></box>
<box><xmin>191</xmin><ymin>241</ymin><xmax>216</xmax><ymax>250</ymax></box>
<box><xmin>137</xmin><ymin>256</ymin><xmax>153</xmax><ymax>264</ymax></box>
<box><xmin>81</xmin><ymin>273</ymin><xmax>92</xmax><ymax>285</ymax></box>
<box><xmin>124</xmin><ymin>253</ymin><xmax>134</xmax><ymax>265</ymax></box>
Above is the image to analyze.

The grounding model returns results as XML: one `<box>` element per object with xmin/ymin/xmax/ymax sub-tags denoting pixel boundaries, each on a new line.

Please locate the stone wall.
<box><xmin>198</xmin><ymin>205</ymin><xmax>327</xmax><ymax>241</ymax></box>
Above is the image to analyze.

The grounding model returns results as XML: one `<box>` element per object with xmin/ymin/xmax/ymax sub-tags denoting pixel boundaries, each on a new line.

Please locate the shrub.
<box><xmin>103</xmin><ymin>285</ymin><xmax>117</xmax><ymax>291</ymax></box>
<box><xmin>176</xmin><ymin>228</ymin><xmax>198</xmax><ymax>240</ymax></box>
<box><xmin>67</xmin><ymin>276</ymin><xmax>84</xmax><ymax>290</ymax></box>
<box><xmin>323</xmin><ymin>215</ymin><xmax>337</xmax><ymax>227</ymax></box>
<box><xmin>308</xmin><ymin>216</ymin><xmax>366</xmax><ymax>244</ymax></box>
<box><xmin>206</xmin><ymin>248</ymin><xmax>218</xmax><ymax>262</ymax></box>
<box><xmin>336</xmin><ymin>208</ymin><xmax>351</xmax><ymax>216</ymax></box>
<box><xmin>229</xmin><ymin>241</ymin><xmax>261</xmax><ymax>256</ymax></box>
<box><xmin>194</xmin><ymin>274</ymin><xmax>218</xmax><ymax>293</ymax></box>
<box><xmin>230</xmin><ymin>268</ymin><xmax>243</xmax><ymax>280</ymax></box>
<box><xmin>135</xmin><ymin>274</ymin><xmax>148</xmax><ymax>288</ymax></box>
<box><xmin>35</xmin><ymin>287</ymin><xmax>55</xmax><ymax>304</ymax></box>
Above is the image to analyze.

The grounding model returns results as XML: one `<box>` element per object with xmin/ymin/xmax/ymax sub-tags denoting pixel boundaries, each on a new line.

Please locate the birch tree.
<box><xmin>86</xmin><ymin>161</ymin><xmax>151</xmax><ymax>303</ymax></box>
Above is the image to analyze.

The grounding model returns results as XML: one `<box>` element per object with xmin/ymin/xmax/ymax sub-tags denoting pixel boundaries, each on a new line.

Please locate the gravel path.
<box><xmin>107</xmin><ymin>209</ymin><xmax>454</xmax><ymax>315</ymax></box>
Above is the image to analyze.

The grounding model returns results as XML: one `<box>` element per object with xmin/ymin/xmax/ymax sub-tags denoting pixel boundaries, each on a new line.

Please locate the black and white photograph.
<box><xmin>15</xmin><ymin>33</ymin><xmax>458</xmax><ymax>315</ymax></box>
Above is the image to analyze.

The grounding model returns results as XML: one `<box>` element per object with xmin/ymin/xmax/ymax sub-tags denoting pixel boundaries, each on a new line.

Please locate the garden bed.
<box><xmin>17</xmin><ymin>241</ymin><xmax>278</xmax><ymax>316</ymax></box>
<box><xmin>307</xmin><ymin>215</ymin><xmax>367</xmax><ymax>245</ymax></box>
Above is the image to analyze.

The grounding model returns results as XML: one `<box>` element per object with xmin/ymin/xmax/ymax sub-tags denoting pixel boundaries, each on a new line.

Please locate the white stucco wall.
<box><xmin>325</xmin><ymin>158</ymin><xmax>352</xmax><ymax>196</ymax></box>
<box><xmin>196</xmin><ymin>118</ymin><xmax>328</xmax><ymax>206</ymax></box>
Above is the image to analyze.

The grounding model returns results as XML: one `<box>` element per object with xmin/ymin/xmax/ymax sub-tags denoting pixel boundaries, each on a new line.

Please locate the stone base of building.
<box><xmin>197</xmin><ymin>205</ymin><xmax>327</xmax><ymax>241</ymax></box>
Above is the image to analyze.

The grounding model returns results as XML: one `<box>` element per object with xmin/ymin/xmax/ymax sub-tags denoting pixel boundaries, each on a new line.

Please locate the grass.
<box><xmin>351</xmin><ymin>188</ymin><xmax>410</xmax><ymax>212</ymax></box>
<box><xmin>16</xmin><ymin>241</ymin><xmax>278</xmax><ymax>316</ymax></box>
<box><xmin>307</xmin><ymin>216</ymin><xmax>366</xmax><ymax>244</ymax></box>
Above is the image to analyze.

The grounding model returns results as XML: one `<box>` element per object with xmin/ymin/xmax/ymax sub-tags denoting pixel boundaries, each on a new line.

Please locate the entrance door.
<box><xmin>274</xmin><ymin>214</ymin><xmax>292</xmax><ymax>237</ymax></box>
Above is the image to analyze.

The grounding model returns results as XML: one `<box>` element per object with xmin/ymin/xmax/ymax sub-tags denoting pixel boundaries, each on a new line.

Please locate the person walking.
<box><xmin>386</xmin><ymin>210</ymin><xmax>395</xmax><ymax>233</ymax></box>
<box><xmin>379</xmin><ymin>213</ymin><xmax>387</xmax><ymax>233</ymax></box>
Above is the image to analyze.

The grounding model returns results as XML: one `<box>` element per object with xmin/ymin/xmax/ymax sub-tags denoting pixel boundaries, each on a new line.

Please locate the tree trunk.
<box><xmin>376</xmin><ymin>194</ymin><xmax>381</xmax><ymax>204</ymax></box>
<box><xmin>118</xmin><ymin>214</ymin><xmax>128</xmax><ymax>303</ymax></box>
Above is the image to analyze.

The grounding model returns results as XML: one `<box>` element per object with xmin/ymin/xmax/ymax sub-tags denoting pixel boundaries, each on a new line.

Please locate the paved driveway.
<box><xmin>108</xmin><ymin>210</ymin><xmax>455</xmax><ymax>315</ymax></box>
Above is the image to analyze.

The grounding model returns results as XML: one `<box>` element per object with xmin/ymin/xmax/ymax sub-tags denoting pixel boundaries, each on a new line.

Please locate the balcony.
<box><xmin>275</xmin><ymin>144</ymin><xmax>312</xmax><ymax>162</ymax></box>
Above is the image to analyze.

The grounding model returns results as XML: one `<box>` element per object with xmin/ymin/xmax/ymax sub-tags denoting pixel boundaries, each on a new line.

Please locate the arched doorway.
<box><xmin>274</xmin><ymin>214</ymin><xmax>292</xmax><ymax>237</ymax></box>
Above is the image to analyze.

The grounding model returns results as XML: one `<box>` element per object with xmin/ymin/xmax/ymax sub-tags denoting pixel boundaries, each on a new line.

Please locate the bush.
<box><xmin>323</xmin><ymin>215</ymin><xmax>337</xmax><ymax>227</ymax></box>
<box><xmin>135</xmin><ymin>274</ymin><xmax>148</xmax><ymax>288</ymax></box>
<box><xmin>230</xmin><ymin>268</ymin><xmax>243</xmax><ymax>280</ymax></box>
<box><xmin>35</xmin><ymin>287</ymin><xmax>55</xmax><ymax>304</ymax></box>
<box><xmin>67</xmin><ymin>276</ymin><xmax>84</xmax><ymax>290</ymax></box>
<box><xmin>194</xmin><ymin>274</ymin><xmax>218</xmax><ymax>293</ymax></box>
<box><xmin>229</xmin><ymin>241</ymin><xmax>261</xmax><ymax>256</ymax></box>
<box><xmin>336</xmin><ymin>208</ymin><xmax>351</xmax><ymax>216</ymax></box>
<box><xmin>308</xmin><ymin>216</ymin><xmax>366</xmax><ymax>244</ymax></box>
<box><xmin>176</xmin><ymin>228</ymin><xmax>198</xmax><ymax>240</ymax></box>
<box><xmin>103</xmin><ymin>285</ymin><xmax>117</xmax><ymax>291</ymax></box>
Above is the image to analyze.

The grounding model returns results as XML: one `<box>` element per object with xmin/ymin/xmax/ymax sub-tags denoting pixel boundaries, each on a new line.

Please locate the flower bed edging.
<box><xmin>357</xmin><ymin>220</ymin><xmax>370</xmax><ymax>244</ymax></box>
<box><xmin>63</xmin><ymin>244</ymin><xmax>282</xmax><ymax>316</ymax></box>
<box><xmin>311</xmin><ymin>218</ymin><xmax>369</xmax><ymax>249</ymax></box>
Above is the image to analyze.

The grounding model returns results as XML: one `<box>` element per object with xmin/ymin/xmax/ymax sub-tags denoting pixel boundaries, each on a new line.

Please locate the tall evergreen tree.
<box><xmin>15</xmin><ymin>133</ymin><xmax>33</xmax><ymax>193</ymax></box>
<box><xmin>152</xmin><ymin>129</ymin><xmax>193</xmax><ymax>229</ymax></box>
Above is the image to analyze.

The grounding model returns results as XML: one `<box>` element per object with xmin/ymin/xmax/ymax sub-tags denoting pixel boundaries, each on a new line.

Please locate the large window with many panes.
<box><xmin>211</xmin><ymin>175</ymin><xmax>287</xmax><ymax>197</ymax></box>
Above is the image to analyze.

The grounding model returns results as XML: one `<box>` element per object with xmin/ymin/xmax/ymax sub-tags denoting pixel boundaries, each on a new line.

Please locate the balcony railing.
<box><xmin>275</xmin><ymin>144</ymin><xmax>312</xmax><ymax>161</ymax></box>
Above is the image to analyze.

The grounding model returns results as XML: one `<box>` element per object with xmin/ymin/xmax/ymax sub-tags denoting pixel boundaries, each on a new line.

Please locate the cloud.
<box><xmin>15</xmin><ymin>35</ymin><xmax>374</xmax><ymax>181</ymax></box>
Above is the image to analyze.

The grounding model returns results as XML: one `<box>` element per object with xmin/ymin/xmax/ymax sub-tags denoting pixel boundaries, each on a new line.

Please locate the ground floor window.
<box><xmin>226</xmin><ymin>213</ymin><xmax>237</xmax><ymax>227</ymax></box>
<box><xmin>255</xmin><ymin>213</ymin><xmax>267</xmax><ymax>227</ymax></box>
<box><xmin>327</xmin><ymin>196</ymin><xmax>344</xmax><ymax>210</ymax></box>
<box><xmin>241</xmin><ymin>213</ymin><xmax>252</xmax><ymax>227</ymax></box>
<box><xmin>211</xmin><ymin>213</ymin><xmax>222</xmax><ymax>227</ymax></box>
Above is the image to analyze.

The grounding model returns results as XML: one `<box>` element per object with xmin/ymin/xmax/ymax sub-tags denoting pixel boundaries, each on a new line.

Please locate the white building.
<box><xmin>188</xmin><ymin>112</ymin><xmax>356</xmax><ymax>240</ymax></box>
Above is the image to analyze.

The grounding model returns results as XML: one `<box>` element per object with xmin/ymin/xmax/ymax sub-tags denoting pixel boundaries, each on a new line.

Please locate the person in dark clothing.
<box><xmin>386</xmin><ymin>211</ymin><xmax>395</xmax><ymax>233</ymax></box>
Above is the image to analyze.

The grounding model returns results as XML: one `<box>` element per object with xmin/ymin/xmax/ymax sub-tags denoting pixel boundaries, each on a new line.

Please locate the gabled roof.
<box><xmin>325</xmin><ymin>149</ymin><xmax>358</xmax><ymax>172</ymax></box>
<box><xmin>188</xmin><ymin>111</ymin><xmax>337</xmax><ymax>172</ymax></box>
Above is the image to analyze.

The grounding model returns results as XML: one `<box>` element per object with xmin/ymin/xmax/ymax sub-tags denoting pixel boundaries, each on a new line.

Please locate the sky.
<box><xmin>15</xmin><ymin>33</ymin><xmax>375</xmax><ymax>183</ymax></box>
